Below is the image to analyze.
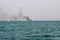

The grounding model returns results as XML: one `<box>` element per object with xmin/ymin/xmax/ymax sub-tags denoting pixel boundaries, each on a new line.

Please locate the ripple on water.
<box><xmin>0</xmin><ymin>21</ymin><xmax>60</xmax><ymax>40</ymax></box>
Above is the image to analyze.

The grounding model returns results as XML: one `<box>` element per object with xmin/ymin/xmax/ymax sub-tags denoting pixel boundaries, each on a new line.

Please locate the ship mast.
<box><xmin>19</xmin><ymin>6</ymin><xmax>22</xmax><ymax>18</ymax></box>
<box><xmin>18</xmin><ymin>0</ymin><xmax>32</xmax><ymax>21</ymax></box>
<box><xmin>18</xmin><ymin>7</ymin><xmax>32</xmax><ymax>21</ymax></box>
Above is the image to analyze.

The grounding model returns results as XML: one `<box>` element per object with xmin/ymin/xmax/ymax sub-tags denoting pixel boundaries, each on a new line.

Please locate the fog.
<box><xmin>0</xmin><ymin>0</ymin><xmax>60</xmax><ymax>21</ymax></box>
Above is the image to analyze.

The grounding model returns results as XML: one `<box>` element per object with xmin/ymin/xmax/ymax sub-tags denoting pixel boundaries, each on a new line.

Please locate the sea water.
<box><xmin>0</xmin><ymin>21</ymin><xmax>60</xmax><ymax>40</ymax></box>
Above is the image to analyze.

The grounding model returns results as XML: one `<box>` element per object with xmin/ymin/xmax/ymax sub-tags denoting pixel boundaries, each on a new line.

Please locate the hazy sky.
<box><xmin>0</xmin><ymin>0</ymin><xmax>60</xmax><ymax>20</ymax></box>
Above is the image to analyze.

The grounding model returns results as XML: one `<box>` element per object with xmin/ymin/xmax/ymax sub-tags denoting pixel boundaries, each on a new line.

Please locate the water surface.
<box><xmin>0</xmin><ymin>21</ymin><xmax>60</xmax><ymax>40</ymax></box>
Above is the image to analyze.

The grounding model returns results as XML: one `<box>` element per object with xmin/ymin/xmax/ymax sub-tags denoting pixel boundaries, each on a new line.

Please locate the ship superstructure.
<box><xmin>0</xmin><ymin>7</ymin><xmax>32</xmax><ymax>21</ymax></box>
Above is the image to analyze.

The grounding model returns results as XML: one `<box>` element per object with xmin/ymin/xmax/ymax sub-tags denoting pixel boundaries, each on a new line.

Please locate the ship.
<box><xmin>0</xmin><ymin>7</ymin><xmax>32</xmax><ymax>21</ymax></box>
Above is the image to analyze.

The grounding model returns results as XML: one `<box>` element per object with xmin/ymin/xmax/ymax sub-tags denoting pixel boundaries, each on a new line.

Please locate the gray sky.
<box><xmin>0</xmin><ymin>0</ymin><xmax>60</xmax><ymax>20</ymax></box>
